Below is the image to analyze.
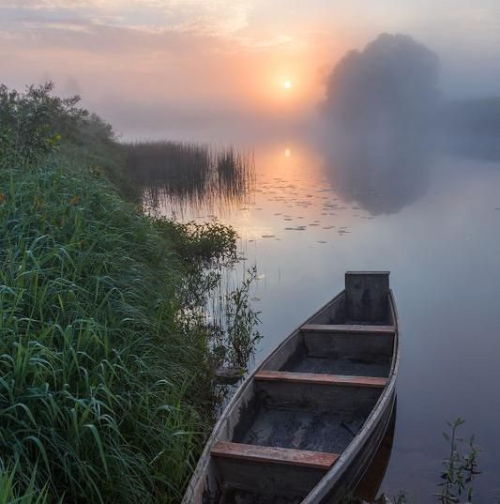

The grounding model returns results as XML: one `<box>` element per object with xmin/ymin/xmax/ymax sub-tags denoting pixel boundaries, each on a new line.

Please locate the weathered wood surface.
<box><xmin>301</xmin><ymin>324</ymin><xmax>395</xmax><ymax>334</ymax></box>
<box><xmin>212</xmin><ymin>441</ymin><xmax>339</xmax><ymax>470</ymax></box>
<box><xmin>256</xmin><ymin>378</ymin><xmax>382</xmax><ymax>415</ymax></box>
<box><xmin>345</xmin><ymin>271</ymin><xmax>390</xmax><ymax>323</ymax></box>
<box><xmin>302</xmin><ymin>392</ymin><xmax>397</xmax><ymax>503</ymax></box>
<box><xmin>255</xmin><ymin>370</ymin><xmax>388</xmax><ymax>388</ymax></box>
<box><xmin>303</xmin><ymin>329</ymin><xmax>394</xmax><ymax>362</ymax></box>
<box><xmin>181</xmin><ymin>271</ymin><xmax>399</xmax><ymax>504</ymax></box>
<box><xmin>301</xmin><ymin>283</ymin><xmax>400</xmax><ymax>503</ymax></box>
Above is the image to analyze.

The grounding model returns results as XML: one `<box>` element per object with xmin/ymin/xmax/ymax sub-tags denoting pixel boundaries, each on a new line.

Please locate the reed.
<box><xmin>123</xmin><ymin>141</ymin><xmax>254</xmax><ymax>213</ymax></box>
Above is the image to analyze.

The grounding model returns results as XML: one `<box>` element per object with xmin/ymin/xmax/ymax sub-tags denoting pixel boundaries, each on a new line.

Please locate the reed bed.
<box><xmin>123</xmin><ymin>141</ymin><xmax>255</xmax><ymax>213</ymax></box>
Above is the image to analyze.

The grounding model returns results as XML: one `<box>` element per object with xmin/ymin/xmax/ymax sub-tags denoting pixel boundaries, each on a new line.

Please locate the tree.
<box><xmin>322</xmin><ymin>33</ymin><xmax>440</xmax><ymax>137</ymax></box>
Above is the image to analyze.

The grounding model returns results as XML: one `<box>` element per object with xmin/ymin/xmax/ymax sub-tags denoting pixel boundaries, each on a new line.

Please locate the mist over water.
<box><xmin>309</xmin><ymin>33</ymin><xmax>499</xmax><ymax>217</ymax></box>
<box><xmin>315</xmin><ymin>34</ymin><xmax>437</xmax><ymax>214</ymax></box>
<box><xmin>3</xmin><ymin>0</ymin><xmax>500</xmax><ymax>499</ymax></box>
<box><xmin>137</xmin><ymin>33</ymin><xmax>500</xmax><ymax>219</ymax></box>
<box><xmin>126</xmin><ymin>31</ymin><xmax>500</xmax><ymax>501</ymax></box>
<box><xmin>125</xmin><ymin>31</ymin><xmax>500</xmax><ymax>221</ymax></box>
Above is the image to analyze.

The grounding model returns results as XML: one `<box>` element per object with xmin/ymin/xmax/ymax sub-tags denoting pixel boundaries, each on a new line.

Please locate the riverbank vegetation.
<box><xmin>124</xmin><ymin>141</ymin><xmax>254</xmax><ymax>213</ymax></box>
<box><xmin>0</xmin><ymin>83</ymin><xmax>260</xmax><ymax>502</ymax></box>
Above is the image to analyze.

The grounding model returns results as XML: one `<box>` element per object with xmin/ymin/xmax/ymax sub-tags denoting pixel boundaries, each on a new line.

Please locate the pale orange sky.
<box><xmin>1</xmin><ymin>0</ymin><xmax>499</xmax><ymax>140</ymax></box>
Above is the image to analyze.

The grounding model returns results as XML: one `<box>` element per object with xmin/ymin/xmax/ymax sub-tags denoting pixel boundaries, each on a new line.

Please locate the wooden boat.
<box><xmin>182</xmin><ymin>271</ymin><xmax>400</xmax><ymax>503</ymax></box>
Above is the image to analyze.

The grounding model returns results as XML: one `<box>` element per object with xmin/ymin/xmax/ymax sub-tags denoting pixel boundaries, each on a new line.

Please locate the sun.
<box><xmin>283</xmin><ymin>79</ymin><xmax>293</xmax><ymax>90</ymax></box>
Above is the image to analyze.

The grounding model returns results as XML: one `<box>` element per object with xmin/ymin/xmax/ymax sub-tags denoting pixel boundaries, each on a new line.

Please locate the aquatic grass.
<box><xmin>123</xmin><ymin>140</ymin><xmax>255</xmax><ymax>213</ymax></box>
<box><xmin>436</xmin><ymin>418</ymin><xmax>480</xmax><ymax>504</ymax></box>
<box><xmin>376</xmin><ymin>419</ymin><xmax>482</xmax><ymax>504</ymax></box>
<box><xmin>212</xmin><ymin>267</ymin><xmax>262</xmax><ymax>370</ymax></box>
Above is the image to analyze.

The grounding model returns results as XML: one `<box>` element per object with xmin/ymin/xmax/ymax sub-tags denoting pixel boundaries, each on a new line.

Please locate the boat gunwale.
<box><xmin>181</xmin><ymin>290</ymin><xmax>346</xmax><ymax>504</ymax></box>
<box><xmin>301</xmin><ymin>289</ymin><xmax>400</xmax><ymax>503</ymax></box>
<box><xmin>182</xmin><ymin>288</ymin><xmax>400</xmax><ymax>504</ymax></box>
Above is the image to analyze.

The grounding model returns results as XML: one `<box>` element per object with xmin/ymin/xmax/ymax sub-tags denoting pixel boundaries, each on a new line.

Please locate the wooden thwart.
<box><xmin>301</xmin><ymin>324</ymin><xmax>395</xmax><ymax>335</ymax></box>
<box><xmin>181</xmin><ymin>272</ymin><xmax>400</xmax><ymax>504</ymax></box>
<box><xmin>255</xmin><ymin>370</ymin><xmax>388</xmax><ymax>388</ymax></box>
<box><xmin>212</xmin><ymin>441</ymin><xmax>339</xmax><ymax>470</ymax></box>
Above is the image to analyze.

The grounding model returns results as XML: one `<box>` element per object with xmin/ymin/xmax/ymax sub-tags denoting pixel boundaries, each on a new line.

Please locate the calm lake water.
<box><xmin>151</xmin><ymin>138</ymin><xmax>500</xmax><ymax>501</ymax></box>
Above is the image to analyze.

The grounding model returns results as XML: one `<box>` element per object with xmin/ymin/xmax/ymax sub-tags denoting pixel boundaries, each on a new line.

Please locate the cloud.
<box><xmin>0</xmin><ymin>0</ymin><xmax>326</xmax><ymax>141</ymax></box>
<box><xmin>0</xmin><ymin>0</ymin><xmax>254</xmax><ymax>36</ymax></box>
<box><xmin>0</xmin><ymin>0</ymin><xmax>303</xmax><ymax>58</ymax></box>
<box><xmin>4</xmin><ymin>0</ymin><xmax>499</xmax><ymax>143</ymax></box>
<box><xmin>0</xmin><ymin>0</ymin><xmax>325</xmax><ymax>104</ymax></box>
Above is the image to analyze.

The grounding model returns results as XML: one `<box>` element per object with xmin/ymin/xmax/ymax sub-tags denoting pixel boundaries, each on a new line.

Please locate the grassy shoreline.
<box><xmin>0</xmin><ymin>84</ymin><xmax>259</xmax><ymax>502</ymax></box>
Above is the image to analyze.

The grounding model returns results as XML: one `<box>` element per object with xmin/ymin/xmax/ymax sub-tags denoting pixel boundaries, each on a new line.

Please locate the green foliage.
<box><xmin>159</xmin><ymin>222</ymin><xmax>261</xmax><ymax>373</ymax></box>
<box><xmin>0</xmin><ymin>462</ymin><xmax>51</xmax><ymax>504</ymax></box>
<box><xmin>0</xmin><ymin>84</ymin><xmax>261</xmax><ymax>502</ymax></box>
<box><xmin>216</xmin><ymin>267</ymin><xmax>262</xmax><ymax>369</ymax></box>
<box><xmin>384</xmin><ymin>419</ymin><xmax>481</xmax><ymax>504</ymax></box>
<box><xmin>0</xmin><ymin>83</ymin><xmax>135</xmax><ymax>200</ymax></box>
<box><xmin>436</xmin><ymin>418</ymin><xmax>480</xmax><ymax>504</ymax></box>
<box><xmin>0</xmin><ymin>160</ymin><xmax>209</xmax><ymax>502</ymax></box>
<box><xmin>156</xmin><ymin>220</ymin><xmax>238</xmax><ymax>270</ymax></box>
<box><xmin>155</xmin><ymin>222</ymin><xmax>261</xmax><ymax>373</ymax></box>
<box><xmin>0</xmin><ymin>82</ymin><xmax>112</xmax><ymax>167</ymax></box>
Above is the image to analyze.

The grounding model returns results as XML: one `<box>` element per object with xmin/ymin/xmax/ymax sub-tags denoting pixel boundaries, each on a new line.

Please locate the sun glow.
<box><xmin>283</xmin><ymin>79</ymin><xmax>293</xmax><ymax>90</ymax></box>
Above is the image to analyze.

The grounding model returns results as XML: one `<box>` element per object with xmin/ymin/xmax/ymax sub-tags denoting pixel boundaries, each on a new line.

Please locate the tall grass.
<box><xmin>0</xmin><ymin>462</ymin><xmax>50</xmax><ymax>504</ymax></box>
<box><xmin>1</xmin><ymin>161</ymin><xmax>204</xmax><ymax>501</ymax></box>
<box><xmin>0</xmin><ymin>84</ymin><xmax>261</xmax><ymax>502</ymax></box>
<box><xmin>123</xmin><ymin>141</ymin><xmax>255</xmax><ymax>213</ymax></box>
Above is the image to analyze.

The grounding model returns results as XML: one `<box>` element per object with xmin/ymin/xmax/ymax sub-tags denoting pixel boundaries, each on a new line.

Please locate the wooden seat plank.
<box><xmin>255</xmin><ymin>370</ymin><xmax>388</xmax><ymax>388</ymax></box>
<box><xmin>301</xmin><ymin>324</ymin><xmax>395</xmax><ymax>335</ymax></box>
<box><xmin>211</xmin><ymin>441</ymin><xmax>339</xmax><ymax>470</ymax></box>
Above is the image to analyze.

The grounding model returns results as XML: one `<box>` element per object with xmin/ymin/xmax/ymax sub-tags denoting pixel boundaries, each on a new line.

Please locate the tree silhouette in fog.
<box><xmin>320</xmin><ymin>34</ymin><xmax>440</xmax><ymax>215</ymax></box>
<box><xmin>323</xmin><ymin>33</ymin><xmax>440</xmax><ymax>135</ymax></box>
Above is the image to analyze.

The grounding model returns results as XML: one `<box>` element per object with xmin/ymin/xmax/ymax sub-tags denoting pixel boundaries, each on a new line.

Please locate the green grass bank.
<box><xmin>0</xmin><ymin>84</ymin><xmax>260</xmax><ymax>503</ymax></box>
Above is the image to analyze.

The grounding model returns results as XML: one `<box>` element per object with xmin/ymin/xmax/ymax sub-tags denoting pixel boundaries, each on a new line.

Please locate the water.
<box><xmin>149</xmin><ymin>139</ymin><xmax>500</xmax><ymax>501</ymax></box>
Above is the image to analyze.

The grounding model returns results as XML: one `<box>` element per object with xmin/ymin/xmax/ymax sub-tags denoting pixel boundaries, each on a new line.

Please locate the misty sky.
<box><xmin>1</xmin><ymin>0</ymin><xmax>499</xmax><ymax>140</ymax></box>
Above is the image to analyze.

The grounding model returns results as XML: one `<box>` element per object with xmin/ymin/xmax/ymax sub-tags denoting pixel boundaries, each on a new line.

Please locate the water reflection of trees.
<box><xmin>319</xmin><ymin>34</ymin><xmax>439</xmax><ymax>215</ymax></box>
<box><xmin>323</xmin><ymin>34</ymin><xmax>440</xmax><ymax>214</ymax></box>
<box><xmin>124</xmin><ymin>141</ymin><xmax>255</xmax><ymax>215</ymax></box>
<box><xmin>319</xmin><ymin>33</ymin><xmax>500</xmax><ymax>214</ymax></box>
<box><xmin>321</xmin><ymin>136</ymin><xmax>432</xmax><ymax>215</ymax></box>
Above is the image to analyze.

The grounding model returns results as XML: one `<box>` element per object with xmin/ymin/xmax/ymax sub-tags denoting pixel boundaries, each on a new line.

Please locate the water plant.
<box><xmin>380</xmin><ymin>419</ymin><xmax>481</xmax><ymax>504</ymax></box>
<box><xmin>123</xmin><ymin>140</ymin><xmax>254</xmax><ymax>214</ymax></box>
<box><xmin>436</xmin><ymin>418</ymin><xmax>480</xmax><ymax>504</ymax></box>
<box><xmin>215</xmin><ymin>267</ymin><xmax>262</xmax><ymax>370</ymax></box>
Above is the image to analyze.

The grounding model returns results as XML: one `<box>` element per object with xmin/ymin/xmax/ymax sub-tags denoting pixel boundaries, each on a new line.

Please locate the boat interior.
<box><xmin>203</xmin><ymin>272</ymin><xmax>397</xmax><ymax>503</ymax></box>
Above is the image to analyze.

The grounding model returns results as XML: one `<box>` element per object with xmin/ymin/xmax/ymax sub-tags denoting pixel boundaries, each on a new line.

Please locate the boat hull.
<box><xmin>183</xmin><ymin>272</ymin><xmax>400</xmax><ymax>504</ymax></box>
